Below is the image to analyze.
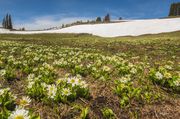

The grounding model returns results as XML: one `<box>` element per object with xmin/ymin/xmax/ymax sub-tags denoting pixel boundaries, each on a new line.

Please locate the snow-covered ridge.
<box><xmin>1</xmin><ymin>18</ymin><xmax>180</xmax><ymax>37</ymax></box>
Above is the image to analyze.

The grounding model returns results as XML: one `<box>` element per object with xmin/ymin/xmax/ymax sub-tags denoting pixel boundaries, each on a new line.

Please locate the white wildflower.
<box><xmin>0</xmin><ymin>69</ymin><xmax>6</xmax><ymax>76</ymax></box>
<box><xmin>27</xmin><ymin>74</ymin><xmax>35</xmax><ymax>82</ymax></box>
<box><xmin>102</xmin><ymin>66</ymin><xmax>111</xmax><ymax>72</ymax></box>
<box><xmin>0</xmin><ymin>89</ymin><xmax>5</xmax><ymax>96</ymax></box>
<box><xmin>155</xmin><ymin>72</ymin><xmax>163</xmax><ymax>80</ymax></box>
<box><xmin>19</xmin><ymin>96</ymin><xmax>31</xmax><ymax>107</ymax></box>
<box><xmin>173</xmin><ymin>78</ymin><xmax>180</xmax><ymax>86</ymax></box>
<box><xmin>130</xmin><ymin>68</ymin><xmax>137</xmax><ymax>74</ymax></box>
<box><xmin>27</xmin><ymin>82</ymin><xmax>35</xmax><ymax>89</ymax></box>
<box><xmin>67</xmin><ymin>77</ymin><xmax>79</xmax><ymax>87</ymax></box>
<box><xmin>119</xmin><ymin>75</ymin><xmax>131</xmax><ymax>83</ymax></box>
<box><xmin>128</xmin><ymin>63</ymin><xmax>134</xmax><ymax>68</ymax></box>
<box><xmin>79</xmin><ymin>81</ymin><xmax>88</xmax><ymax>88</ymax></box>
<box><xmin>41</xmin><ymin>82</ymin><xmax>47</xmax><ymax>89</ymax></box>
<box><xmin>8</xmin><ymin>107</ymin><xmax>30</xmax><ymax>119</ymax></box>
<box><xmin>33</xmin><ymin>56</ymin><xmax>39</xmax><ymax>61</ymax></box>
<box><xmin>164</xmin><ymin>65</ymin><xmax>172</xmax><ymax>70</ymax></box>
<box><xmin>47</xmin><ymin>84</ymin><xmax>57</xmax><ymax>99</ymax></box>
<box><xmin>62</xmin><ymin>88</ymin><xmax>71</xmax><ymax>96</ymax></box>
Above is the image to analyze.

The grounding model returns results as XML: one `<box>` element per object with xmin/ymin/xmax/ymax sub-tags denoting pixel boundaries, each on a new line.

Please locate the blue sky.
<box><xmin>0</xmin><ymin>0</ymin><xmax>179</xmax><ymax>30</ymax></box>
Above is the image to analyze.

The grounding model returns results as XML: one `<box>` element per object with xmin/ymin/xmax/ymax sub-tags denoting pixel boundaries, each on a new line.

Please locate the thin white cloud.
<box><xmin>14</xmin><ymin>15</ymin><xmax>93</xmax><ymax>30</ymax></box>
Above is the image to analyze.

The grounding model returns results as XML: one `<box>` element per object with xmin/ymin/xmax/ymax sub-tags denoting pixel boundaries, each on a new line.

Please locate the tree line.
<box><xmin>1</xmin><ymin>13</ymin><xmax>122</xmax><ymax>30</ymax></box>
<box><xmin>61</xmin><ymin>14</ymin><xmax>123</xmax><ymax>29</ymax></box>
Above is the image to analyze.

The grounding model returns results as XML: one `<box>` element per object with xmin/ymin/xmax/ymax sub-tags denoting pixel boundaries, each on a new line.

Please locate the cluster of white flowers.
<box><xmin>119</xmin><ymin>75</ymin><xmax>131</xmax><ymax>83</ymax></box>
<box><xmin>66</xmin><ymin>76</ymin><xmax>88</xmax><ymax>88</ymax></box>
<box><xmin>0</xmin><ymin>88</ymin><xmax>17</xmax><ymax>106</ymax></box>
<box><xmin>43</xmin><ymin>63</ymin><xmax>54</xmax><ymax>71</ymax></box>
<box><xmin>27</xmin><ymin>74</ymin><xmax>36</xmax><ymax>89</ymax></box>
<box><xmin>27</xmin><ymin>74</ymin><xmax>35</xmax><ymax>82</ymax></box>
<box><xmin>0</xmin><ymin>88</ymin><xmax>10</xmax><ymax>96</ymax></box>
<box><xmin>53</xmin><ymin>59</ymin><xmax>68</xmax><ymax>67</ymax></box>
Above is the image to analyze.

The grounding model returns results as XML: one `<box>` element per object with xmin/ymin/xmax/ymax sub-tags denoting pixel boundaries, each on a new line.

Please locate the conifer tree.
<box><xmin>169</xmin><ymin>2</ymin><xmax>180</xmax><ymax>16</ymax></box>
<box><xmin>2</xmin><ymin>13</ymin><xmax>13</xmax><ymax>29</ymax></box>
<box><xmin>5</xmin><ymin>14</ymin><xmax>9</xmax><ymax>29</ymax></box>
<box><xmin>96</xmin><ymin>17</ymin><xmax>102</xmax><ymax>22</ymax></box>
<box><xmin>2</xmin><ymin>17</ymin><xmax>5</xmax><ymax>28</ymax></box>
<box><xmin>104</xmin><ymin>14</ymin><xmax>110</xmax><ymax>22</ymax></box>
<box><xmin>8</xmin><ymin>14</ymin><xmax>13</xmax><ymax>29</ymax></box>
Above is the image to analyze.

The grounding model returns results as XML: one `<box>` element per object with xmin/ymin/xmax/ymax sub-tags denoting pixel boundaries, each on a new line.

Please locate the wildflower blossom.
<box><xmin>0</xmin><ymin>69</ymin><xmax>6</xmax><ymax>76</ymax></box>
<box><xmin>173</xmin><ymin>78</ymin><xmax>180</xmax><ymax>86</ymax></box>
<box><xmin>102</xmin><ymin>66</ymin><xmax>111</xmax><ymax>72</ymax></box>
<box><xmin>79</xmin><ymin>81</ymin><xmax>88</xmax><ymax>88</ymax></box>
<box><xmin>67</xmin><ymin>77</ymin><xmax>79</xmax><ymax>87</ymax></box>
<box><xmin>128</xmin><ymin>63</ymin><xmax>134</xmax><ymax>68</ymax></box>
<box><xmin>130</xmin><ymin>68</ymin><xmax>137</xmax><ymax>74</ymax></box>
<box><xmin>164</xmin><ymin>65</ymin><xmax>172</xmax><ymax>70</ymax></box>
<box><xmin>27</xmin><ymin>82</ymin><xmax>35</xmax><ymax>89</ymax></box>
<box><xmin>0</xmin><ymin>89</ymin><xmax>5</xmax><ymax>95</ymax></box>
<box><xmin>8</xmin><ymin>107</ymin><xmax>30</xmax><ymax>119</ymax></box>
<box><xmin>47</xmin><ymin>84</ymin><xmax>57</xmax><ymax>99</ymax></box>
<box><xmin>27</xmin><ymin>74</ymin><xmax>35</xmax><ymax>82</ymax></box>
<box><xmin>33</xmin><ymin>56</ymin><xmax>39</xmax><ymax>61</ymax></box>
<box><xmin>19</xmin><ymin>96</ymin><xmax>31</xmax><ymax>107</ymax></box>
<box><xmin>155</xmin><ymin>72</ymin><xmax>163</xmax><ymax>80</ymax></box>
<box><xmin>62</xmin><ymin>88</ymin><xmax>72</xmax><ymax>96</ymax></box>
<box><xmin>119</xmin><ymin>75</ymin><xmax>131</xmax><ymax>83</ymax></box>
<box><xmin>41</xmin><ymin>82</ymin><xmax>47</xmax><ymax>89</ymax></box>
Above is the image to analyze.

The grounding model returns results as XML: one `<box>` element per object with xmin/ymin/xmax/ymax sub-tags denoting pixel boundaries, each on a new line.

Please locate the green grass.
<box><xmin>0</xmin><ymin>31</ymin><xmax>180</xmax><ymax>119</ymax></box>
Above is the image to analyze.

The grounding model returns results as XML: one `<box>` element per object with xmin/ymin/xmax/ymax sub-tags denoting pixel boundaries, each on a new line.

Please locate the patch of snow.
<box><xmin>1</xmin><ymin>18</ymin><xmax>180</xmax><ymax>37</ymax></box>
<box><xmin>0</xmin><ymin>28</ymin><xmax>10</xmax><ymax>33</ymax></box>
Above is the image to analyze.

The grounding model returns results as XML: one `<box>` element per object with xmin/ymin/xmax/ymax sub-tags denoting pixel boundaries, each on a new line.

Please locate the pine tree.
<box><xmin>96</xmin><ymin>17</ymin><xmax>102</xmax><ymax>22</ymax></box>
<box><xmin>169</xmin><ymin>2</ymin><xmax>180</xmax><ymax>16</ymax></box>
<box><xmin>119</xmin><ymin>17</ymin><xmax>122</xmax><ymax>20</ymax></box>
<box><xmin>2</xmin><ymin>17</ymin><xmax>5</xmax><ymax>28</ymax></box>
<box><xmin>5</xmin><ymin>14</ymin><xmax>9</xmax><ymax>29</ymax></box>
<box><xmin>8</xmin><ymin>14</ymin><xmax>13</xmax><ymax>29</ymax></box>
<box><xmin>169</xmin><ymin>3</ymin><xmax>174</xmax><ymax>16</ymax></box>
<box><xmin>2</xmin><ymin>14</ymin><xmax>13</xmax><ymax>29</ymax></box>
<box><xmin>104</xmin><ymin>14</ymin><xmax>110</xmax><ymax>22</ymax></box>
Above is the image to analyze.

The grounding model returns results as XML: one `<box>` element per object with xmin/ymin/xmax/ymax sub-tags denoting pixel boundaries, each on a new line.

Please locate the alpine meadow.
<box><xmin>0</xmin><ymin>1</ymin><xmax>180</xmax><ymax>119</ymax></box>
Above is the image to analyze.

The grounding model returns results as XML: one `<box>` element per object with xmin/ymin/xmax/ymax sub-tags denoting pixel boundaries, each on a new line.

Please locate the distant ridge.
<box><xmin>1</xmin><ymin>18</ymin><xmax>180</xmax><ymax>37</ymax></box>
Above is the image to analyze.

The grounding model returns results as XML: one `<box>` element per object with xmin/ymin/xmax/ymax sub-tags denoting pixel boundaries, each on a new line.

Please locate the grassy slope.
<box><xmin>0</xmin><ymin>32</ymin><xmax>179</xmax><ymax>64</ymax></box>
<box><xmin>0</xmin><ymin>31</ymin><xmax>180</xmax><ymax>119</ymax></box>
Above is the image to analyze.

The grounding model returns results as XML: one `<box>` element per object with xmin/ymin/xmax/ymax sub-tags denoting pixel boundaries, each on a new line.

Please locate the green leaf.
<box><xmin>80</xmin><ymin>107</ymin><xmax>89</xmax><ymax>119</ymax></box>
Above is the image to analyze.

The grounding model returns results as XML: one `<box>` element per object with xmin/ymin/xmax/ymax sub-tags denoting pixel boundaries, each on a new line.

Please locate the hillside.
<box><xmin>1</xmin><ymin>18</ymin><xmax>180</xmax><ymax>37</ymax></box>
